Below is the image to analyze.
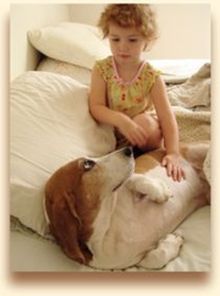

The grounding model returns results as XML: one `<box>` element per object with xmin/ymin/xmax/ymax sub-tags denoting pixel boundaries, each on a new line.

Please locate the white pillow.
<box><xmin>10</xmin><ymin>71</ymin><xmax>116</xmax><ymax>235</ymax></box>
<box><xmin>28</xmin><ymin>22</ymin><xmax>111</xmax><ymax>70</ymax></box>
<box><xmin>37</xmin><ymin>57</ymin><xmax>91</xmax><ymax>85</ymax></box>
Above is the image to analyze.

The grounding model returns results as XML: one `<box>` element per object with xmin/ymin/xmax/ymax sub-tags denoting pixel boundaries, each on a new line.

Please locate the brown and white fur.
<box><xmin>45</xmin><ymin>143</ymin><xmax>210</xmax><ymax>270</ymax></box>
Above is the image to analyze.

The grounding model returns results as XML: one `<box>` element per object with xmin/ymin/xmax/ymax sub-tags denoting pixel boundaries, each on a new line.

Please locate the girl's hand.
<box><xmin>116</xmin><ymin>114</ymin><xmax>148</xmax><ymax>148</ymax></box>
<box><xmin>161</xmin><ymin>153</ymin><xmax>186</xmax><ymax>182</ymax></box>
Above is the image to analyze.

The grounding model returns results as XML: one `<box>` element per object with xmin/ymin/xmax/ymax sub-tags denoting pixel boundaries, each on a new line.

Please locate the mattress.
<box><xmin>10</xmin><ymin>58</ymin><xmax>211</xmax><ymax>272</ymax></box>
<box><xmin>10</xmin><ymin>206</ymin><xmax>210</xmax><ymax>272</ymax></box>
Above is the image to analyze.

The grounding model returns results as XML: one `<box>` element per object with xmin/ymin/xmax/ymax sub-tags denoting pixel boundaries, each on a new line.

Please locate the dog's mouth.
<box><xmin>112</xmin><ymin>170</ymin><xmax>133</xmax><ymax>192</ymax></box>
<box><xmin>108</xmin><ymin>147</ymin><xmax>135</xmax><ymax>192</ymax></box>
<box><xmin>113</xmin><ymin>180</ymin><xmax>125</xmax><ymax>192</ymax></box>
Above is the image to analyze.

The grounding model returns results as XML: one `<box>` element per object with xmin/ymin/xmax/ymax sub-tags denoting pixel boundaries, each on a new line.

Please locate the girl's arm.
<box><xmin>89</xmin><ymin>66</ymin><xmax>148</xmax><ymax>147</ymax></box>
<box><xmin>89</xmin><ymin>66</ymin><xmax>120</xmax><ymax>126</ymax></box>
<box><xmin>150</xmin><ymin>76</ymin><xmax>179</xmax><ymax>154</ymax></box>
<box><xmin>150</xmin><ymin>76</ymin><xmax>185</xmax><ymax>181</ymax></box>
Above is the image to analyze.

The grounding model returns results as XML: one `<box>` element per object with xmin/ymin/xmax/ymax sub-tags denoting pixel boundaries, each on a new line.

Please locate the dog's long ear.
<box><xmin>47</xmin><ymin>191</ymin><xmax>91</xmax><ymax>265</ymax></box>
<box><xmin>64</xmin><ymin>191</ymin><xmax>82</xmax><ymax>227</ymax></box>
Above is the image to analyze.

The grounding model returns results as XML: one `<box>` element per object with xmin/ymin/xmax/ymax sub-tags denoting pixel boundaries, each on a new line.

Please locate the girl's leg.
<box><xmin>133</xmin><ymin>112</ymin><xmax>163</xmax><ymax>151</ymax></box>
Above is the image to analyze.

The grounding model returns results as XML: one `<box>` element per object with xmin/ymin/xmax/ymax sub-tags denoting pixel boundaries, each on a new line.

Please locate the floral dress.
<box><xmin>95</xmin><ymin>56</ymin><xmax>161</xmax><ymax>146</ymax></box>
<box><xmin>95</xmin><ymin>56</ymin><xmax>160</xmax><ymax>117</ymax></box>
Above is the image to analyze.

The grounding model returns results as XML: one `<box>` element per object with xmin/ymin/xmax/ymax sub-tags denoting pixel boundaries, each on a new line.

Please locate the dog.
<box><xmin>44</xmin><ymin>143</ymin><xmax>210</xmax><ymax>270</ymax></box>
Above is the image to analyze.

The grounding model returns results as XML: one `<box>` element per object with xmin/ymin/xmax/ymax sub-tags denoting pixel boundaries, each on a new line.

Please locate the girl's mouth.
<box><xmin>119</xmin><ymin>54</ymin><xmax>130</xmax><ymax>58</ymax></box>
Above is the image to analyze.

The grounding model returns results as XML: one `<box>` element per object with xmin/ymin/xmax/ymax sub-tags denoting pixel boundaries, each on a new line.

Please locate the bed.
<box><xmin>10</xmin><ymin>21</ymin><xmax>211</xmax><ymax>272</ymax></box>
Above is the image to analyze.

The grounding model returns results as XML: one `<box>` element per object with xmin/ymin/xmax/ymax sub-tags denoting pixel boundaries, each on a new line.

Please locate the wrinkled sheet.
<box><xmin>10</xmin><ymin>63</ymin><xmax>211</xmax><ymax>272</ymax></box>
<box><xmin>10</xmin><ymin>206</ymin><xmax>210</xmax><ymax>272</ymax></box>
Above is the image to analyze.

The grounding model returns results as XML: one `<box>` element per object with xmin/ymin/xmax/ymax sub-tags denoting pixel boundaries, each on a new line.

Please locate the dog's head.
<box><xmin>45</xmin><ymin>147</ymin><xmax>134</xmax><ymax>264</ymax></box>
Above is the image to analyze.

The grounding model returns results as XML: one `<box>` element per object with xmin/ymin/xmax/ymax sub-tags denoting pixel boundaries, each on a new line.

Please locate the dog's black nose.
<box><xmin>123</xmin><ymin>146</ymin><xmax>133</xmax><ymax>157</ymax></box>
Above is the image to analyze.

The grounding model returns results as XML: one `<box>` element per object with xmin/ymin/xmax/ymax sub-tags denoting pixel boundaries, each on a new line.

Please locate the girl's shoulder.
<box><xmin>95</xmin><ymin>56</ymin><xmax>112</xmax><ymax>67</ymax></box>
<box><xmin>140</xmin><ymin>62</ymin><xmax>161</xmax><ymax>92</ymax></box>
<box><xmin>94</xmin><ymin>56</ymin><xmax>113</xmax><ymax>81</ymax></box>
<box><xmin>143</xmin><ymin>62</ymin><xmax>161</xmax><ymax>77</ymax></box>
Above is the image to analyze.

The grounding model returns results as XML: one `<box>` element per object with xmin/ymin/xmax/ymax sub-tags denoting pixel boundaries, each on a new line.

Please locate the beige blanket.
<box><xmin>167</xmin><ymin>63</ymin><xmax>211</xmax><ymax>110</ymax></box>
<box><xmin>167</xmin><ymin>63</ymin><xmax>211</xmax><ymax>184</ymax></box>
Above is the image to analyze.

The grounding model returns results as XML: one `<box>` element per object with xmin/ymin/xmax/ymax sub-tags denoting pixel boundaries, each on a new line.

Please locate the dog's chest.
<box><xmin>144</xmin><ymin>162</ymin><xmax>203</xmax><ymax>197</ymax></box>
<box><xmin>87</xmin><ymin>162</ymin><xmax>204</xmax><ymax>269</ymax></box>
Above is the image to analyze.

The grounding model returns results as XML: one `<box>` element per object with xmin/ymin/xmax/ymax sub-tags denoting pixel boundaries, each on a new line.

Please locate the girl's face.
<box><xmin>108</xmin><ymin>22</ymin><xmax>147</xmax><ymax>65</ymax></box>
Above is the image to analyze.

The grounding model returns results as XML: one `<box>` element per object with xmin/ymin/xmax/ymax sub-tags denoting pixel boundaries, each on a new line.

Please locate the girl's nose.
<box><xmin>119</xmin><ymin>40</ymin><xmax>128</xmax><ymax>52</ymax></box>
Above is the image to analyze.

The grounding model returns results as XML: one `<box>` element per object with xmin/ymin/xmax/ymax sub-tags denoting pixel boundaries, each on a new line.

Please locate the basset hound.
<box><xmin>44</xmin><ymin>143</ymin><xmax>210</xmax><ymax>269</ymax></box>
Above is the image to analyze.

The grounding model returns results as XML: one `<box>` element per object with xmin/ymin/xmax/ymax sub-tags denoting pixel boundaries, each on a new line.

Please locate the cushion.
<box><xmin>10</xmin><ymin>71</ymin><xmax>116</xmax><ymax>235</ymax></box>
<box><xmin>28</xmin><ymin>22</ymin><xmax>111</xmax><ymax>70</ymax></box>
<box><xmin>37</xmin><ymin>57</ymin><xmax>91</xmax><ymax>85</ymax></box>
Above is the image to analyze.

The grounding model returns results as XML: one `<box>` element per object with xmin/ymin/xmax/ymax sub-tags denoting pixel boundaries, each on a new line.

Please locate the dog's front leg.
<box><xmin>126</xmin><ymin>174</ymin><xmax>173</xmax><ymax>203</ymax></box>
<box><xmin>137</xmin><ymin>233</ymin><xmax>184</xmax><ymax>269</ymax></box>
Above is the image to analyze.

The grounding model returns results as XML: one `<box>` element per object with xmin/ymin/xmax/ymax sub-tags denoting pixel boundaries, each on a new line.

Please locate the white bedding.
<box><xmin>28</xmin><ymin>22</ymin><xmax>111</xmax><ymax>70</ymax></box>
<box><xmin>10</xmin><ymin>71</ymin><xmax>115</xmax><ymax>236</ymax></box>
<box><xmin>11</xmin><ymin>206</ymin><xmax>210</xmax><ymax>272</ymax></box>
<box><xmin>36</xmin><ymin>56</ymin><xmax>209</xmax><ymax>86</ymax></box>
<box><xmin>10</xmin><ymin>21</ymin><xmax>211</xmax><ymax>272</ymax></box>
<box><xmin>37</xmin><ymin>58</ymin><xmax>91</xmax><ymax>86</ymax></box>
<box><xmin>10</xmin><ymin>65</ymin><xmax>211</xmax><ymax>272</ymax></box>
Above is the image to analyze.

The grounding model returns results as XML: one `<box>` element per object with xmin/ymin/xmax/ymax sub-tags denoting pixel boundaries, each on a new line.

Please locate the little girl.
<box><xmin>89</xmin><ymin>4</ymin><xmax>185</xmax><ymax>182</ymax></box>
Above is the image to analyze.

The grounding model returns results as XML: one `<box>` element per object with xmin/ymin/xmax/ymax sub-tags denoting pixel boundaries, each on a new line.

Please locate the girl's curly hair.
<box><xmin>98</xmin><ymin>4</ymin><xmax>158</xmax><ymax>45</ymax></box>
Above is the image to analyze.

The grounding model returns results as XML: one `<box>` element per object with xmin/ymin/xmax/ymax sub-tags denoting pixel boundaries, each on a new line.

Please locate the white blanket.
<box><xmin>10</xmin><ymin>65</ymin><xmax>211</xmax><ymax>271</ymax></box>
<box><xmin>10</xmin><ymin>71</ymin><xmax>116</xmax><ymax>235</ymax></box>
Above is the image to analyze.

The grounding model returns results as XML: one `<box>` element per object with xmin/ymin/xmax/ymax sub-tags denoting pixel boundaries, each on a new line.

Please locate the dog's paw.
<box><xmin>164</xmin><ymin>233</ymin><xmax>184</xmax><ymax>248</ymax></box>
<box><xmin>149</xmin><ymin>181</ymin><xmax>173</xmax><ymax>203</ymax></box>
<box><xmin>138</xmin><ymin>233</ymin><xmax>184</xmax><ymax>269</ymax></box>
<box><xmin>129</xmin><ymin>175</ymin><xmax>173</xmax><ymax>203</ymax></box>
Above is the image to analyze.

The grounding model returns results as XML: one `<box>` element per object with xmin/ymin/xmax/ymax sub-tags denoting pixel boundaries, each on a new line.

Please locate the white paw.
<box><xmin>138</xmin><ymin>233</ymin><xmax>184</xmax><ymax>269</ymax></box>
<box><xmin>164</xmin><ymin>233</ymin><xmax>184</xmax><ymax>248</ymax></box>
<box><xmin>149</xmin><ymin>181</ymin><xmax>173</xmax><ymax>203</ymax></box>
<box><xmin>130</xmin><ymin>175</ymin><xmax>173</xmax><ymax>204</ymax></box>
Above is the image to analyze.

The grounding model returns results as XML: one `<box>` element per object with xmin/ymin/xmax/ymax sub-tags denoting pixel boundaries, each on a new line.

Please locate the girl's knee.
<box><xmin>133</xmin><ymin>113</ymin><xmax>160</xmax><ymax>134</ymax></box>
<box><xmin>133</xmin><ymin>113</ymin><xmax>162</xmax><ymax>151</ymax></box>
<box><xmin>146</xmin><ymin>127</ymin><xmax>162</xmax><ymax>150</ymax></box>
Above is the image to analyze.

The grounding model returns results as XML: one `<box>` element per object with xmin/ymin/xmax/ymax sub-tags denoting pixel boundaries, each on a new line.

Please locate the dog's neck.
<box><xmin>87</xmin><ymin>191</ymin><xmax>118</xmax><ymax>255</ymax></box>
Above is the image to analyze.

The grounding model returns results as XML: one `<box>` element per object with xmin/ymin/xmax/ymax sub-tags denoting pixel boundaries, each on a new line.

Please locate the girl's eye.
<box><xmin>111</xmin><ymin>38</ymin><xmax>120</xmax><ymax>42</ymax></box>
<box><xmin>129</xmin><ymin>39</ymin><xmax>138</xmax><ymax>43</ymax></box>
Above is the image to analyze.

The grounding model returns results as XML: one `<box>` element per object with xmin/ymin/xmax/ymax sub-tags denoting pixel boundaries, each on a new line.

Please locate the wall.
<box><xmin>153</xmin><ymin>4</ymin><xmax>210</xmax><ymax>59</ymax></box>
<box><xmin>69</xmin><ymin>3</ymin><xmax>210</xmax><ymax>60</ymax></box>
<box><xmin>10</xmin><ymin>4</ymin><xmax>71</xmax><ymax>80</ymax></box>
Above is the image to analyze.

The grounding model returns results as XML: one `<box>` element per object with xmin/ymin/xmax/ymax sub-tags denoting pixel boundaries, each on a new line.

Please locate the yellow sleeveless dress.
<box><xmin>95</xmin><ymin>56</ymin><xmax>161</xmax><ymax>147</ymax></box>
<box><xmin>95</xmin><ymin>56</ymin><xmax>160</xmax><ymax>118</ymax></box>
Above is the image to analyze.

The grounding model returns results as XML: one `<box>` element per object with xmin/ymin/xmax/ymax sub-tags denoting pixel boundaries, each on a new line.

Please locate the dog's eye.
<box><xmin>83</xmin><ymin>159</ymin><xmax>95</xmax><ymax>171</ymax></box>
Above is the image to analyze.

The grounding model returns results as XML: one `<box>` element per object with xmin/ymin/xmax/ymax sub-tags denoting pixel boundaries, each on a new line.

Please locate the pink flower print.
<box><xmin>121</xmin><ymin>93</ymin><xmax>126</xmax><ymax>101</ymax></box>
<box><xmin>135</xmin><ymin>97</ymin><xmax>144</xmax><ymax>103</ymax></box>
